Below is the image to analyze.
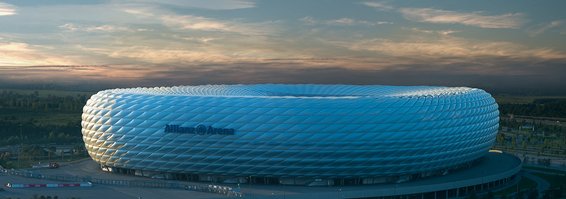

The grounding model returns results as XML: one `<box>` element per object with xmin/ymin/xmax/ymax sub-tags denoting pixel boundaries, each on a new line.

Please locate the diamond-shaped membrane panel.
<box><xmin>81</xmin><ymin>84</ymin><xmax>499</xmax><ymax>178</ymax></box>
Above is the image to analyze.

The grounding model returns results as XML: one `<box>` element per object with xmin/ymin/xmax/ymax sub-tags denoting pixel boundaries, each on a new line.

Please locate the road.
<box><xmin>523</xmin><ymin>171</ymin><xmax>551</xmax><ymax>197</ymax></box>
<box><xmin>0</xmin><ymin>174</ymin><xmax>225</xmax><ymax>199</ymax></box>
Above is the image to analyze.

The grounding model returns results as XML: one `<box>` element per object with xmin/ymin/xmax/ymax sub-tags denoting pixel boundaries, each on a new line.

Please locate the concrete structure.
<box><xmin>239</xmin><ymin>152</ymin><xmax>522</xmax><ymax>199</ymax></box>
<box><xmin>81</xmin><ymin>84</ymin><xmax>499</xmax><ymax>186</ymax></box>
<box><xmin>1</xmin><ymin>152</ymin><xmax>522</xmax><ymax>199</ymax></box>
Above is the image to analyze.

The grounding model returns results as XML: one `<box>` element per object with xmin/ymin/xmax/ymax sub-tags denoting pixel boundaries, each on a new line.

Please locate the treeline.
<box><xmin>500</xmin><ymin>119</ymin><xmax>565</xmax><ymax>134</ymax></box>
<box><xmin>0</xmin><ymin>90</ymin><xmax>88</xmax><ymax>112</ymax></box>
<box><xmin>0</xmin><ymin>120</ymin><xmax>82</xmax><ymax>145</ymax></box>
<box><xmin>0</xmin><ymin>89</ymin><xmax>90</xmax><ymax>146</ymax></box>
<box><xmin>499</xmin><ymin>99</ymin><xmax>566</xmax><ymax>118</ymax></box>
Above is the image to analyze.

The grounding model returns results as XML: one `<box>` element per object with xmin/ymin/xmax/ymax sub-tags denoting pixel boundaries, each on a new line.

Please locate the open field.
<box><xmin>532</xmin><ymin>173</ymin><xmax>566</xmax><ymax>189</ymax></box>
<box><xmin>493</xmin><ymin>176</ymin><xmax>536</xmax><ymax>197</ymax></box>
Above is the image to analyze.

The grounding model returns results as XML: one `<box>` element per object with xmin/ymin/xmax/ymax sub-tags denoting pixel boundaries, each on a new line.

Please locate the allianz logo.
<box><xmin>164</xmin><ymin>124</ymin><xmax>235</xmax><ymax>135</ymax></box>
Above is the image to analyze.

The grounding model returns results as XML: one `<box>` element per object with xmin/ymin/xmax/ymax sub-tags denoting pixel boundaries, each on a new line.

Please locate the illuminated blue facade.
<box><xmin>81</xmin><ymin>84</ymin><xmax>499</xmax><ymax>183</ymax></box>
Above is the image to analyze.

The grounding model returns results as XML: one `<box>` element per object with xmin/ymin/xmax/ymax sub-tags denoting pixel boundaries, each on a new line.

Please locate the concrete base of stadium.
<box><xmin>98</xmin><ymin>152</ymin><xmax>521</xmax><ymax>198</ymax></box>
<box><xmin>239</xmin><ymin>152</ymin><xmax>522</xmax><ymax>199</ymax></box>
<box><xmin>101</xmin><ymin>156</ymin><xmax>488</xmax><ymax>187</ymax></box>
<box><xmin>3</xmin><ymin>152</ymin><xmax>521</xmax><ymax>199</ymax></box>
<box><xmin>103</xmin><ymin>161</ymin><xmax>480</xmax><ymax>187</ymax></box>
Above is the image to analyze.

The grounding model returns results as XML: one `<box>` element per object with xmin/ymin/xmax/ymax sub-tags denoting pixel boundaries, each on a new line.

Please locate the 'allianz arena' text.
<box><xmin>81</xmin><ymin>84</ymin><xmax>499</xmax><ymax>186</ymax></box>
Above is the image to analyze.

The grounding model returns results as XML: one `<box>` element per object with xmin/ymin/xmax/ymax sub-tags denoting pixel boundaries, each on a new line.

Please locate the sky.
<box><xmin>0</xmin><ymin>0</ymin><xmax>565</xmax><ymax>94</ymax></box>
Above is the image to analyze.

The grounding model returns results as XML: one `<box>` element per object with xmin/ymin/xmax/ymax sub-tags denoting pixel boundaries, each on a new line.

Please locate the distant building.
<box><xmin>0</xmin><ymin>145</ymin><xmax>18</xmax><ymax>158</ymax></box>
<box><xmin>519</xmin><ymin>124</ymin><xmax>535</xmax><ymax>131</ymax></box>
<box><xmin>42</xmin><ymin>145</ymin><xmax>74</xmax><ymax>156</ymax></box>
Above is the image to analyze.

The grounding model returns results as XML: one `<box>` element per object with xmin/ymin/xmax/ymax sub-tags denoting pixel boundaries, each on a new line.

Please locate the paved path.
<box><xmin>0</xmin><ymin>174</ymin><xmax>227</xmax><ymax>199</ymax></box>
<box><xmin>523</xmin><ymin>164</ymin><xmax>566</xmax><ymax>173</ymax></box>
<box><xmin>523</xmin><ymin>168</ymin><xmax>566</xmax><ymax>176</ymax></box>
<box><xmin>523</xmin><ymin>171</ymin><xmax>550</xmax><ymax>197</ymax></box>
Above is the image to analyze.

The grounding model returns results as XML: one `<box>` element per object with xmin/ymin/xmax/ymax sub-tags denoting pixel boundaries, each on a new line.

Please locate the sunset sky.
<box><xmin>0</xmin><ymin>0</ymin><xmax>565</xmax><ymax>94</ymax></box>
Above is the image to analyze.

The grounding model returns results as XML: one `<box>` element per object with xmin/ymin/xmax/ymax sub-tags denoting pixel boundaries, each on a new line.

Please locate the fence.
<box><xmin>0</xmin><ymin>168</ymin><xmax>243</xmax><ymax>197</ymax></box>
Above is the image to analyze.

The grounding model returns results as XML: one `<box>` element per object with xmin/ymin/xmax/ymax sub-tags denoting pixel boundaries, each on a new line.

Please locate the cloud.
<box><xmin>118</xmin><ymin>5</ymin><xmax>275</xmax><ymax>36</ymax></box>
<box><xmin>178</xmin><ymin>36</ymin><xmax>218</xmax><ymax>43</ymax></box>
<box><xmin>2</xmin><ymin>62</ymin><xmax>566</xmax><ymax>95</ymax></box>
<box><xmin>129</xmin><ymin>0</ymin><xmax>255</xmax><ymax>10</ymax></box>
<box><xmin>0</xmin><ymin>65</ymin><xmax>159</xmax><ymax>85</ymax></box>
<box><xmin>159</xmin><ymin>14</ymin><xmax>275</xmax><ymax>36</ymax></box>
<box><xmin>327</xmin><ymin>18</ymin><xmax>393</xmax><ymax>26</ymax></box>
<box><xmin>527</xmin><ymin>20</ymin><xmax>563</xmax><ymax>36</ymax></box>
<box><xmin>0</xmin><ymin>1</ymin><xmax>564</xmax><ymax>95</ymax></box>
<box><xmin>300</xmin><ymin>16</ymin><xmax>392</xmax><ymax>26</ymax></box>
<box><xmin>333</xmin><ymin>37</ymin><xmax>566</xmax><ymax>63</ymax></box>
<box><xmin>71</xmin><ymin>32</ymin><xmax>310</xmax><ymax>66</ymax></box>
<box><xmin>27</xmin><ymin>4</ymin><xmax>287</xmax><ymax>66</ymax></box>
<box><xmin>408</xmin><ymin>28</ymin><xmax>460</xmax><ymax>36</ymax></box>
<box><xmin>361</xmin><ymin>2</ymin><xmax>393</xmax><ymax>10</ymax></box>
<box><xmin>59</xmin><ymin>23</ymin><xmax>143</xmax><ymax>32</ymax></box>
<box><xmin>0</xmin><ymin>41</ymin><xmax>76</xmax><ymax>66</ymax></box>
<box><xmin>97</xmin><ymin>46</ymin><xmax>236</xmax><ymax>64</ymax></box>
<box><xmin>299</xmin><ymin>16</ymin><xmax>317</xmax><ymax>25</ymax></box>
<box><xmin>400</xmin><ymin>8</ymin><xmax>525</xmax><ymax>29</ymax></box>
<box><xmin>0</xmin><ymin>2</ymin><xmax>16</xmax><ymax>16</ymax></box>
<box><xmin>160</xmin><ymin>15</ymin><xmax>230</xmax><ymax>32</ymax></box>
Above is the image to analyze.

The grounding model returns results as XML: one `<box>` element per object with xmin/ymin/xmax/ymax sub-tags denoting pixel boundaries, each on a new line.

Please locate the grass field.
<box><xmin>493</xmin><ymin>176</ymin><xmax>537</xmax><ymax>197</ymax></box>
<box><xmin>2</xmin><ymin>153</ymin><xmax>89</xmax><ymax>169</ymax></box>
<box><xmin>533</xmin><ymin>173</ymin><xmax>566</xmax><ymax>188</ymax></box>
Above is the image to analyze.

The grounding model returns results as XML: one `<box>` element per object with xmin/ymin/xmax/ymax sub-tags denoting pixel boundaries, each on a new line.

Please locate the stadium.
<box><xmin>81</xmin><ymin>84</ymin><xmax>504</xmax><ymax>187</ymax></box>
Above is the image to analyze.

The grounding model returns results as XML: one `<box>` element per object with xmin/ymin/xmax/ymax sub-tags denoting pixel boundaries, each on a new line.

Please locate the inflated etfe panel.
<box><xmin>82</xmin><ymin>84</ymin><xmax>499</xmax><ymax>178</ymax></box>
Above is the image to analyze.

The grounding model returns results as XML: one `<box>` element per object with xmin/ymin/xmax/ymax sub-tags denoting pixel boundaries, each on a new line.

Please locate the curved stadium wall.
<box><xmin>81</xmin><ymin>84</ymin><xmax>499</xmax><ymax>185</ymax></box>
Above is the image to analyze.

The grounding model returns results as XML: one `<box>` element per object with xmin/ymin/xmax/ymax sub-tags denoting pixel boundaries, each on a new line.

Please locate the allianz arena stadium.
<box><xmin>81</xmin><ymin>84</ymin><xmax>500</xmax><ymax>186</ymax></box>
